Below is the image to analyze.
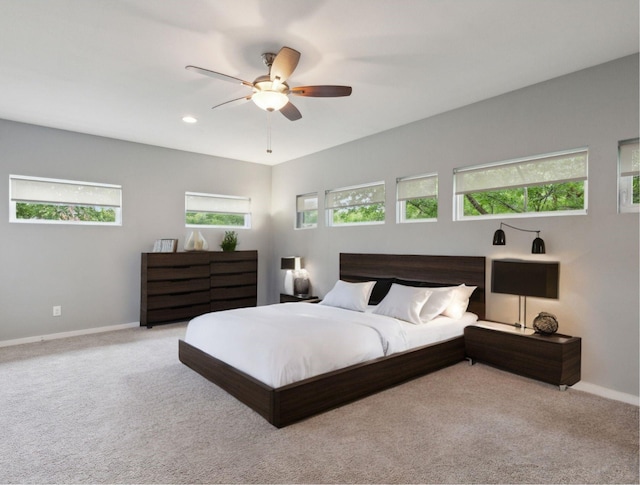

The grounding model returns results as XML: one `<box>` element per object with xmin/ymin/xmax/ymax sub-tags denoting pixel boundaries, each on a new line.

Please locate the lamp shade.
<box><xmin>492</xmin><ymin>229</ymin><xmax>506</xmax><ymax>245</ymax></box>
<box><xmin>491</xmin><ymin>259</ymin><xmax>559</xmax><ymax>298</ymax></box>
<box><xmin>281</xmin><ymin>257</ymin><xmax>303</xmax><ymax>271</ymax></box>
<box><xmin>532</xmin><ymin>237</ymin><xmax>546</xmax><ymax>254</ymax></box>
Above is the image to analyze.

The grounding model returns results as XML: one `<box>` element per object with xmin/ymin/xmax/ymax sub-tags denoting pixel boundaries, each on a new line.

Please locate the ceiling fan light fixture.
<box><xmin>254</xmin><ymin>92</ymin><xmax>287</xmax><ymax>111</ymax></box>
<box><xmin>252</xmin><ymin>90</ymin><xmax>289</xmax><ymax>111</ymax></box>
<box><xmin>252</xmin><ymin>78</ymin><xmax>289</xmax><ymax>112</ymax></box>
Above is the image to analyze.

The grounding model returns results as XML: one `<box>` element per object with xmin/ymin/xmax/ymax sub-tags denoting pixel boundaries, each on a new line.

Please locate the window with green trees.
<box><xmin>619</xmin><ymin>138</ymin><xmax>639</xmax><ymax>213</ymax></box>
<box><xmin>10</xmin><ymin>175</ymin><xmax>122</xmax><ymax>225</ymax></box>
<box><xmin>296</xmin><ymin>193</ymin><xmax>318</xmax><ymax>229</ymax></box>
<box><xmin>185</xmin><ymin>192</ymin><xmax>251</xmax><ymax>228</ymax></box>
<box><xmin>454</xmin><ymin>149</ymin><xmax>588</xmax><ymax>219</ymax></box>
<box><xmin>397</xmin><ymin>174</ymin><xmax>438</xmax><ymax>222</ymax></box>
<box><xmin>325</xmin><ymin>182</ymin><xmax>385</xmax><ymax>226</ymax></box>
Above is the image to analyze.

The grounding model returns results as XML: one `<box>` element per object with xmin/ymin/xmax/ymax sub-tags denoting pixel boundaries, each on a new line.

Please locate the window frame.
<box><xmin>9</xmin><ymin>174</ymin><xmax>122</xmax><ymax>226</ymax></box>
<box><xmin>295</xmin><ymin>192</ymin><xmax>318</xmax><ymax>229</ymax></box>
<box><xmin>618</xmin><ymin>138</ymin><xmax>639</xmax><ymax>214</ymax></box>
<box><xmin>396</xmin><ymin>173</ymin><xmax>438</xmax><ymax>223</ymax></box>
<box><xmin>325</xmin><ymin>181</ymin><xmax>386</xmax><ymax>227</ymax></box>
<box><xmin>185</xmin><ymin>191</ymin><xmax>251</xmax><ymax>229</ymax></box>
<box><xmin>453</xmin><ymin>148</ymin><xmax>589</xmax><ymax>221</ymax></box>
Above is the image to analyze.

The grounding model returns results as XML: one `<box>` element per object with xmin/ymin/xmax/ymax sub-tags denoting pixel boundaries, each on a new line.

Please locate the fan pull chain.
<box><xmin>266</xmin><ymin>111</ymin><xmax>273</xmax><ymax>154</ymax></box>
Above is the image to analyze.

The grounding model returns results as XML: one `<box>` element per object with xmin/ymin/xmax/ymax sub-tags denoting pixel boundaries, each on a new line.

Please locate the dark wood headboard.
<box><xmin>339</xmin><ymin>253</ymin><xmax>486</xmax><ymax>320</ymax></box>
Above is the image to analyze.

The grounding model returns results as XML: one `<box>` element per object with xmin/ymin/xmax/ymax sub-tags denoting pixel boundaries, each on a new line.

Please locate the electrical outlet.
<box><xmin>52</xmin><ymin>306</ymin><xmax>62</xmax><ymax>317</ymax></box>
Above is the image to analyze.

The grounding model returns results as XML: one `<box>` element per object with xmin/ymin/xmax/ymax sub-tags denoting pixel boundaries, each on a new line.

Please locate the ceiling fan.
<box><xmin>186</xmin><ymin>46</ymin><xmax>352</xmax><ymax>122</ymax></box>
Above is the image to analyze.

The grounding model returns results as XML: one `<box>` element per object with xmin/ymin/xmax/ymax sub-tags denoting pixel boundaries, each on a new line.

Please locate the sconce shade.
<box><xmin>492</xmin><ymin>259</ymin><xmax>559</xmax><ymax>298</ymax></box>
<box><xmin>492</xmin><ymin>229</ymin><xmax>506</xmax><ymax>245</ymax></box>
<box><xmin>532</xmin><ymin>237</ymin><xmax>546</xmax><ymax>254</ymax></box>
<box><xmin>281</xmin><ymin>257</ymin><xmax>303</xmax><ymax>271</ymax></box>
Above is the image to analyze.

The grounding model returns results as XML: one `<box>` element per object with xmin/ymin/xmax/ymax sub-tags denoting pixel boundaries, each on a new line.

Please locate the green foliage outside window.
<box><xmin>332</xmin><ymin>203</ymin><xmax>385</xmax><ymax>224</ymax></box>
<box><xmin>462</xmin><ymin>181</ymin><xmax>585</xmax><ymax>216</ymax></box>
<box><xmin>298</xmin><ymin>210</ymin><xmax>318</xmax><ymax>228</ymax></box>
<box><xmin>16</xmin><ymin>202</ymin><xmax>116</xmax><ymax>222</ymax></box>
<box><xmin>186</xmin><ymin>211</ymin><xmax>245</xmax><ymax>227</ymax></box>
<box><xmin>404</xmin><ymin>197</ymin><xmax>438</xmax><ymax>220</ymax></box>
<box><xmin>633</xmin><ymin>175</ymin><xmax>640</xmax><ymax>204</ymax></box>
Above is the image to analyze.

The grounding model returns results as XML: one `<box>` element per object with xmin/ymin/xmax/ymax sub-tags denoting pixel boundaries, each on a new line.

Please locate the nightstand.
<box><xmin>279</xmin><ymin>293</ymin><xmax>320</xmax><ymax>303</ymax></box>
<box><xmin>464</xmin><ymin>321</ymin><xmax>581</xmax><ymax>390</ymax></box>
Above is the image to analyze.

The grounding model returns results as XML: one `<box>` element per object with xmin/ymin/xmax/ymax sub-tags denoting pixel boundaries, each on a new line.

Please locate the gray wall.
<box><xmin>1</xmin><ymin>55</ymin><xmax>637</xmax><ymax>401</ymax></box>
<box><xmin>0</xmin><ymin>120</ymin><xmax>272</xmax><ymax>340</ymax></box>
<box><xmin>271</xmin><ymin>55</ymin><xmax>640</xmax><ymax>399</ymax></box>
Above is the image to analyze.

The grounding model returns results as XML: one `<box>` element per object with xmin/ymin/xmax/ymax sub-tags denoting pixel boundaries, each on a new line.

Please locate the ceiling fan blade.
<box><xmin>212</xmin><ymin>95</ymin><xmax>252</xmax><ymax>110</ymax></box>
<box><xmin>186</xmin><ymin>65</ymin><xmax>253</xmax><ymax>87</ymax></box>
<box><xmin>280</xmin><ymin>101</ymin><xmax>302</xmax><ymax>121</ymax></box>
<box><xmin>270</xmin><ymin>47</ymin><xmax>300</xmax><ymax>84</ymax></box>
<box><xmin>290</xmin><ymin>85</ymin><xmax>352</xmax><ymax>97</ymax></box>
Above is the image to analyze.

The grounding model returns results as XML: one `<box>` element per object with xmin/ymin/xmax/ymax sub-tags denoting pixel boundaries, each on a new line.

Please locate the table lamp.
<box><xmin>491</xmin><ymin>259</ymin><xmax>559</xmax><ymax>328</ymax></box>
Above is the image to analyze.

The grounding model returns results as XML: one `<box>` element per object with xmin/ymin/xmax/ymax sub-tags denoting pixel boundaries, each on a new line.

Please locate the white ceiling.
<box><xmin>0</xmin><ymin>0</ymin><xmax>637</xmax><ymax>166</ymax></box>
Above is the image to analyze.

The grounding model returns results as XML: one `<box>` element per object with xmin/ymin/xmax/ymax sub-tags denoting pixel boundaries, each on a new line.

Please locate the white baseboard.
<box><xmin>0</xmin><ymin>322</ymin><xmax>140</xmax><ymax>348</ymax></box>
<box><xmin>572</xmin><ymin>381</ymin><xmax>639</xmax><ymax>406</ymax></box>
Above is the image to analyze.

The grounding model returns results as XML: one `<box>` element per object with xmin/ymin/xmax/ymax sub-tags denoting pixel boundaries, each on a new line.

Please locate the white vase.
<box><xmin>184</xmin><ymin>231</ymin><xmax>208</xmax><ymax>251</ymax></box>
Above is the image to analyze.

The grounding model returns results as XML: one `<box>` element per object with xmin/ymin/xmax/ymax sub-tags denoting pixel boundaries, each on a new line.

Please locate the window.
<box><xmin>619</xmin><ymin>138</ymin><xmax>639</xmax><ymax>213</ymax></box>
<box><xmin>9</xmin><ymin>175</ymin><xmax>122</xmax><ymax>225</ymax></box>
<box><xmin>453</xmin><ymin>148</ymin><xmax>588</xmax><ymax>220</ymax></box>
<box><xmin>185</xmin><ymin>192</ymin><xmax>251</xmax><ymax>228</ymax></box>
<box><xmin>325</xmin><ymin>182</ymin><xmax>385</xmax><ymax>226</ymax></box>
<box><xmin>396</xmin><ymin>173</ymin><xmax>438</xmax><ymax>223</ymax></box>
<box><xmin>296</xmin><ymin>193</ymin><xmax>318</xmax><ymax>229</ymax></box>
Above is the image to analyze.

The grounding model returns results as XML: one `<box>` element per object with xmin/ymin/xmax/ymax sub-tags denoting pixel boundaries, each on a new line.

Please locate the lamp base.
<box><xmin>293</xmin><ymin>276</ymin><xmax>310</xmax><ymax>297</ymax></box>
<box><xmin>283</xmin><ymin>271</ymin><xmax>294</xmax><ymax>295</ymax></box>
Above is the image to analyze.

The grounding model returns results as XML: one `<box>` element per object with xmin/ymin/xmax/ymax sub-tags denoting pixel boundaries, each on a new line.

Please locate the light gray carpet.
<box><xmin>0</xmin><ymin>323</ymin><xmax>637</xmax><ymax>484</ymax></box>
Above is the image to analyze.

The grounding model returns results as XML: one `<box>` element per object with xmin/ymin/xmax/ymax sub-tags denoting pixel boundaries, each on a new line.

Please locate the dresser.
<box><xmin>140</xmin><ymin>250</ymin><xmax>257</xmax><ymax>327</ymax></box>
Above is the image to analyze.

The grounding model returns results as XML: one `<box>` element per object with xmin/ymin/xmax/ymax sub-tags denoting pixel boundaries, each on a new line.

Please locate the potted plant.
<box><xmin>220</xmin><ymin>231</ymin><xmax>238</xmax><ymax>252</ymax></box>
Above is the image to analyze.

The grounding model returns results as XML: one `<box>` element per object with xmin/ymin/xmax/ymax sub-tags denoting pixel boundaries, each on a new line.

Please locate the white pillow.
<box><xmin>442</xmin><ymin>284</ymin><xmax>477</xmax><ymax>319</ymax></box>
<box><xmin>372</xmin><ymin>283</ymin><xmax>432</xmax><ymax>324</ymax></box>
<box><xmin>419</xmin><ymin>288</ymin><xmax>455</xmax><ymax>323</ymax></box>
<box><xmin>319</xmin><ymin>280</ymin><xmax>376</xmax><ymax>312</ymax></box>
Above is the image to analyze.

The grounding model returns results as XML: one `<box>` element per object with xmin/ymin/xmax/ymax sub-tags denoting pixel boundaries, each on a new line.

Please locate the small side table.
<box><xmin>464</xmin><ymin>321</ymin><xmax>581</xmax><ymax>390</ymax></box>
<box><xmin>280</xmin><ymin>293</ymin><xmax>320</xmax><ymax>303</ymax></box>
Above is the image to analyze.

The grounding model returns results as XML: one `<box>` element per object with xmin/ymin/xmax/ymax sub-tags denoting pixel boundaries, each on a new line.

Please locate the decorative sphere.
<box><xmin>533</xmin><ymin>312</ymin><xmax>558</xmax><ymax>335</ymax></box>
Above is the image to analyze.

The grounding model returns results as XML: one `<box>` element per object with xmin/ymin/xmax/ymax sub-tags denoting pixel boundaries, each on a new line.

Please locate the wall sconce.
<box><xmin>493</xmin><ymin>222</ymin><xmax>546</xmax><ymax>254</ymax></box>
<box><xmin>491</xmin><ymin>259</ymin><xmax>559</xmax><ymax>328</ymax></box>
<box><xmin>280</xmin><ymin>257</ymin><xmax>310</xmax><ymax>296</ymax></box>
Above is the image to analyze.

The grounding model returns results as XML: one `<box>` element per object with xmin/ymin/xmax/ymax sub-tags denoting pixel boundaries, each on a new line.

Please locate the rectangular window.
<box><xmin>454</xmin><ymin>148</ymin><xmax>588</xmax><ymax>220</ymax></box>
<box><xmin>397</xmin><ymin>173</ymin><xmax>438</xmax><ymax>223</ymax></box>
<box><xmin>185</xmin><ymin>192</ymin><xmax>251</xmax><ymax>228</ymax></box>
<box><xmin>9</xmin><ymin>175</ymin><xmax>122</xmax><ymax>225</ymax></box>
<box><xmin>325</xmin><ymin>182</ymin><xmax>385</xmax><ymax>226</ymax></box>
<box><xmin>619</xmin><ymin>138</ymin><xmax>639</xmax><ymax>213</ymax></box>
<box><xmin>296</xmin><ymin>192</ymin><xmax>318</xmax><ymax>229</ymax></box>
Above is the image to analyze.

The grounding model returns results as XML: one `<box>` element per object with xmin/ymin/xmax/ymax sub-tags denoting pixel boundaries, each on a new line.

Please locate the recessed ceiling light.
<box><xmin>182</xmin><ymin>116</ymin><xmax>197</xmax><ymax>123</ymax></box>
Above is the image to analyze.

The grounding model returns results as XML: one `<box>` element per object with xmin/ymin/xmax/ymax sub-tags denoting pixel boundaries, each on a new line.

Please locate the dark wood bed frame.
<box><xmin>179</xmin><ymin>253</ymin><xmax>486</xmax><ymax>428</ymax></box>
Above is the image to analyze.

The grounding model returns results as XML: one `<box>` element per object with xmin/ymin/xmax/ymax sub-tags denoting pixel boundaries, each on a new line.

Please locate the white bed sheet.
<box><xmin>185</xmin><ymin>303</ymin><xmax>476</xmax><ymax>388</ymax></box>
<box><xmin>401</xmin><ymin>312</ymin><xmax>478</xmax><ymax>347</ymax></box>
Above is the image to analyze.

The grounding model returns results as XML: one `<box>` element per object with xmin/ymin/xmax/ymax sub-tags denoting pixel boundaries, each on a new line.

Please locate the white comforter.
<box><xmin>185</xmin><ymin>303</ymin><xmax>410</xmax><ymax>388</ymax></box>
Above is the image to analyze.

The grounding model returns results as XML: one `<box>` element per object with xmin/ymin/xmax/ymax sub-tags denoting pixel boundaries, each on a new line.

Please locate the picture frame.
<box><xmin>153</xmin><ymin>239</ymin><xmax>178</xmax><ymax>253</ymax></box>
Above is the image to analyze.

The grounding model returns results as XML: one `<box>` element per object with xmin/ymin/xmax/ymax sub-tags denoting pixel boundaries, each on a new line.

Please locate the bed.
<box><xmin>179</xmin><ymin>253</ymin><xmax>486</xmax><ymax>427</ymax></box>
